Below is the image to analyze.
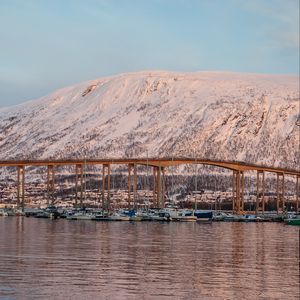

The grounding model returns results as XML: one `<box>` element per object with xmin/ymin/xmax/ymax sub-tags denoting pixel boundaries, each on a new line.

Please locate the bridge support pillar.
<box><xmin>241</xmin><ymin>171</ymin><xmax>245</xmax><ymax>211</ymax></box>
<box><xmin>102</xmin><ymin>165</ymin><xmax>105</xmax><ymax>210</ymax></box>
<box><xmin>128</xmin><ymin>164</ymin><xmax>133</xmax><ymax>209</ymax></box>
<box><xmin>107</xmin><ymin>164</ymin><xmax>111</xmax><ymax>211</ymax></box>
<box><xmin>75</xmin><ymin>164</ymin><xmax>83</xmax><ymax>208</ymax></box>
<box><xmin>282</xmin><ymin>173</ymin><xmax>285</xmax><ymax>211</ymax></box>
<box><xmin>102</xmin><ymin>164</ymin><xmax>111</xmax><ymax>211</ymax></box>
<box><xmin>276</xmin><ymin>173</ymin><xmax>279</xmax><ymax>213</ymax></box>
<box><xmin>256</xmin><ymin>171</ymin><xmax>265</xmax><ymax>214</ymax></box>
<box><xmin>80</xmin><ymin>165</ymin><xmax>83</xmax><ymax>207</ymax></box>
<box><xmin>153</xmin><ymin>167</ymin><xmax>157</xmax><ymax>208</ymax></box>
<box><xmin>17</xmin><ymin>166</ymin><xmax>25</xmax><ymax>210</ymax></box>
<box><xmin>232</xmin><ymin>171</ymin><xmax>236</xmax><ymax>213</ymax></box>
<box><xmin>296</xmin><ymin>176</ymin><xmax>299</xmax><ymax>213</ymax></box>
<box><xmin>47</xmin><ymin>165</ymin><xmax>55</xmax><ymax>206</ymax></box>
<box><xmin>262</xmin><ymin>171</ymin><xmax>265</xmax><ymax>213</ymax></box>
<box><xmin>75</xmin><ymin>165</ymin><xmax>79</xmax><ymax>208</ymax></box>
<box><xmin>276</xmin><ymin>173</ymin><xmax>285</xmax><ymax>214</ymax></box>
<box><xmin>162</xmin><ymin>167</ymin><xmax>165</xmax><ymax>209</ymax></box>
<box><xmin>237</xmin><ymin>171</ymin><xmax>240</xmax><ymax>214</ymax></box>
<box><xmin>133</xmin><ymin>164</ymin><xmax>137</xmax><ymax>210</ymax></box>
<box><xmin>232</xmin><ymin>170</ymin><xmax>244</xmax><ymax>214</ymax></box>
<box><xmin>157</xmin><ymin>166</ymin><xmax>162</xmax><ymax>209</ymax></box>
<box><xmin>17</xmin><ymin>166</ymin><xmax>20</xmax><ymax>208</ymax></box>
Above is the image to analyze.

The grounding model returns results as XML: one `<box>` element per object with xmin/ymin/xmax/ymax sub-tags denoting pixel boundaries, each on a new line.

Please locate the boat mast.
<box><xmin>214</xmin><ymin>175</ymin><xmax>217</xmax><ymax>211</ymax></box>
<box><xmin>146</xmin><ymin>150</ymin><xmax>149</xmax><ymax>211</ymax></box>
<box><xmin>172</xmin><ymin>155</ymin><xmax>174</xmax><ymax>206</ymax></box>
<box><xmin>84</xmin><ymin>156</ymin><xmax>87</xmax><ymax>207</ymax></box>
<box><xmin>194</xmin><ymin>150</ymin><xmax>197</xmax><ymax>211</ymax></box>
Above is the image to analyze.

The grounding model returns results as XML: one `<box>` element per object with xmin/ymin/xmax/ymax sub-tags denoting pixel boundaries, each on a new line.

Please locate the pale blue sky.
<box><xmin>0</xmin><ymin>0</ymin><xmax>299</xmax><ymax>107</ymax></box>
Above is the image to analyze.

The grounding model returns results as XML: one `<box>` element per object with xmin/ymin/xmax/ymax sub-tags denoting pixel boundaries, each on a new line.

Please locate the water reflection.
<box><xmin>0</xmin><ymin>218</ymin><xmax>299</xmax><ymax>299</ymax></box>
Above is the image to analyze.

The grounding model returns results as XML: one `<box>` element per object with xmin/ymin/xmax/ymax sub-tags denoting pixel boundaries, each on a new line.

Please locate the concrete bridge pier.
<box><xmin>276</xmin><ymin>173</ymin><xmax>285</xmax><ymax>213</ymax></box>
<box><xmin>127</xmin><ymin>164</ymin><xmax>132</xmax><ymax>209</ymax></box>
<box><xmin>256</xmin><ymin>171</ymin><xmax>265</xmax><ymax>214</ymax></box>
<box><xmin>153</xmin><ymin>167</ymin><xmax>157</xmax><ymax>207</ymax></box>
<box><xmin>151</xmin><ymin>166</ymin><xmax>163</xmax><ymax>208</ymax></box>
<box><xmin>107</xmin><ymin>164</ymin><xmax>111</xmax><ymax>211</ymax></box>
<box><xmin>241</xmin><ymin>171</ymin><xmax>245</xmax><ymax>212</ymax></box>
<box><xmin>133</xmin><ymin>164</ymin><xmax>137</xmax><ymax>210</ymax></box>
<box><xmin>157</xmin><ymin>166</ymin><xmax>162</xmax><ymax>208</ymax></box>
<box><xmin>296</xmin><ymin>176</ymin><xmax>299</xmax><ymax>213</ymax></box>
<box><xmin>232</xmin><ymin>171</ymin><xmax>236</xmax><ymax>213</ymax></box>
<box><xmin>161</xmin><ymin>167</ymin><xmax>165</xmax><ymax>209</ymax></box>
<box><xmin>232</xmin><ymin>170</ymin><xmax>244</xmax><ymax>214</ymax></box>
<box><xmin>75</xmin><ymin>164</ymin><xmax>83</xmax><ymax>208</ymax></box>
<box><xmin>17</xmin><ymin>166</ymin><xmax>25</xmax><ymax>210</ymax></box>
<box><xmin>102</xmin><ymin>164</ymin><xmax>111</xmax><ymax>211</ymax></box>
<box><xmin>47</xmin><ymin>165</ymin><xmax>55</xmax><ymax>206</ymax></box>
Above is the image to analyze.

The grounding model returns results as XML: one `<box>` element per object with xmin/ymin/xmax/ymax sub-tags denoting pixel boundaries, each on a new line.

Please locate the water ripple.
<box><xmin>0</xmin><ymin>218</ymin><xmax>299</xmax><ymax>299</ymax></box>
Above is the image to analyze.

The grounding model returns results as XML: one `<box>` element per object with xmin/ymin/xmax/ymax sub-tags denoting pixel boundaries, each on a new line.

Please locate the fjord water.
<box><xmin>0</xmin><ymin>218</ymin><xmax>298</xmax><ymax>299</ymax></box>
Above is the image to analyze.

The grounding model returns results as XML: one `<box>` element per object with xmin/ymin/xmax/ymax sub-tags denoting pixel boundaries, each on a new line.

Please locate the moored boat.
<box><xmin>66</xmin><ymin>209</ymin><xmax>94</xmax><ymax>220</ymax></box>
<box><xmin>109</xmin><ymin>213</ymin><xmax>130</xmax><ymax>221</ymax></box>
<box><xmin>35</xmin><ymin>211</ymin><xmax>51</xmax><ymax>218</ymax></box>
<box><xmin>151</xmin><ymin>212</ymin><xmax>171</xmax><ymax>222</ymax></box>
<box><xmin>0</xmin><ymin>209</ymin><xmax>9</xmax><ymax>217</ymax></box>
<box><xmin>213</xmin><ymin>212</ymin><xmax>227</xmax><ymax>221</ymax></box>
<box><xmin>92</xmin><ymin>214</ymin><xmax>110</xmax><ymax>221</ymax></box>
<box><xmin>171</xmin><ymin>210</ymin><xmax>197</xmax><ymax>222</ymax></box>
<box><xmin>194</xmin><ymin>210</ymin><xmax>213</xmax><ymax>223</ymax></box>
<box><xmin>284</xmin><ymin>216</ymin><xmax>300</xmax><ymax>226</ymax></box>
<box><xmin>285</xmin><ymin>219</ymin><xmax>300</xmax><ymax>225</ymax></box>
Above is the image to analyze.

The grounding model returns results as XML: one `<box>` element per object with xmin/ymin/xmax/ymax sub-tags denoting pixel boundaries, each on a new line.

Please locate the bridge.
<box><xmin>0</xmin><ymin>158</ymin><xmax>299</xmax><ymax>214</ymax></box>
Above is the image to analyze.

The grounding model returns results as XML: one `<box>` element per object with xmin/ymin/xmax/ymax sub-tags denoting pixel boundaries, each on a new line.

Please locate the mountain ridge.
<box><xmin>0</xmin><ymin>71</ymin><xmax>299</xmax><ymax>169</ymax></box>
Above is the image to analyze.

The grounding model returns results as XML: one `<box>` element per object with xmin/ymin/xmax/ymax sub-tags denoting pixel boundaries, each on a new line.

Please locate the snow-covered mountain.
<box><xmin>0</xmin><ymin>71</ymin><xmax>299</xmax><ymax>169</ymax></box>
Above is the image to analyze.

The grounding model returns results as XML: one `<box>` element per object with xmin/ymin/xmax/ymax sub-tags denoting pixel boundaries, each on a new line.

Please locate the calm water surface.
<box><xmin>0</xmin><ymin>218</ymin><xmax>299</xmax><ymax>299</ymax></box>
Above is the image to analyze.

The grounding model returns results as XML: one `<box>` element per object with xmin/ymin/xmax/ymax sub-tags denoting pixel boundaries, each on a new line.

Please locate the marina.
<box><xmin>1</xmin><ymin>206</ymin><xmax>299</xmax><ymax>225</ymax></box>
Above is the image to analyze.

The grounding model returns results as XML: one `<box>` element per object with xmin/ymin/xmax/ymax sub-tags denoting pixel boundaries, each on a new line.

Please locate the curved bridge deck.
<box><xmin>0</xmin><ymin>158</ymin><xmax>299</xmax><ymax>176</ymax></box>
<box><xmin>0</xmin><ymin>158</ymin><xmax>299</xmax><ymax>214</ymax></box>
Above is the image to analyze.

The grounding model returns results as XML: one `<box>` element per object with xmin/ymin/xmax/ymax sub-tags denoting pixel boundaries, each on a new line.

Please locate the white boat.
<box><xmin>164</xmin><ymin>208</ymin><xmax>197</xmax><ymax>222</ymax></box>
<box><xmin>223</xmin><ymin>213</ymin><xmax>240</xmax><ymax>222</ymax></box>
<box><xmin>172</xmin><ymin>213</ymin><xmax>197</xmax><ymax>222</ymax></box>
<box><xmin>109</xmin><ymin>213</ymin><xmax>130</xmax><ymax>221</ymax></box>
<box><xmin>67</xmin><ymin>212</ymin><xmax>94</xmax><ymax>220</ymax></box>
<box><xmin>213</xmin><ymin>212</ymin><xmax>227</xmax><ymax>221</ymax></box>
<box><xmin>129</xmin><ymin>215</ymin><xmax>143</xmax><ymax>221</ymax></box>
<box><xmin>135</xmin><ymin>211</ymin><xmax>153</xmax><ymax>221</ymax></box>
<box><xmin>151</xmin><ymin>211</ymin><xmax>171</xmax><ymax>221</ymax></box>
<box><xmin>0</xmin><ymin>209</ymin><xmax>8</xmax><ymax>217</ymax></box>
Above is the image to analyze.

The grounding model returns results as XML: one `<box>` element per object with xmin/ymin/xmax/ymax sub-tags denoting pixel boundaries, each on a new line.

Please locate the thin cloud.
<box><xmin>236</xmin><ymin>0</ymin><xmax>299</xmax><ymax>53</ymax></box>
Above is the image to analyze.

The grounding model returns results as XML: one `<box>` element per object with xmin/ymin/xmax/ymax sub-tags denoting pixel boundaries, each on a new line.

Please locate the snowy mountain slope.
<box><xmin>0</xmin><ymin>71</ymin><xmax>299</xmax><ymax>169</ymax></box>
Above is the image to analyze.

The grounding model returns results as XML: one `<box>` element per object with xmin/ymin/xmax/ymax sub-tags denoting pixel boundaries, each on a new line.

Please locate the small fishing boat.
<box><xmin>92</xmin><ymin>212</ymin><xmax>110</xmax><ymax>221</ymax></box>
<box><xmin>213</xmin><ymin>212</ymin><xmax>227</xmax><ymax>221</ymax></box>
<box><xmin>223</xmin><ymin>214</ymin><xmax>240</xmax><ymax>222</ymax></box>
<box><xmin>34</xmin><ymin>205</ymin><xmax>59</xmax><ymax>219</ymax></box>
<box><xmin>151</xmin><ymin>212</ymin><xmax>171</xmax><ymax>222</ymax></box>
<box><xmin>67</xmin><ymin>209</ymin><xmax>94</xmax><ymax>220</ymax></box>
<box><xmin>35</xmin><ymin>211</ymin><xmax>50</xmax><ymax>218</ymax></box>
<box><xmin>117</xmin><ymin>209</ymin><xmax>143</xmax><ymax>221</ymax></box>
<box><xmin>60</xmin><ymin>210</ymin><xmax>74</xmax><ymax>219</ymax></box>
<box><xmin>171</xmin><ymin>210</ymin><xmax>197</xmax><ymax>222</ymax></box>
<box><xmin>109</xmin><ymin>213</ymin><xmax>130</xmax><ymax>221</ymax></box>
<box><xmin>285</xmin><ymin>219</ymin><xmax>300</xmax><ymax>225</ymax></box>
<box><xmin>0</xmin><ymin>209</ymin><xmax>9</xmax><ymax>217</ymax></box>
<box><xmin>284</xmin><ymin>216</ymin><xmax>300</xmax><ymax>226</ymax></box>
<box><xmin>138</xmin><ymin>211</ymin><xmax>154</xmax><ymax>221</ymax></box>
<box><xmin>239</xmin><ymin>214</ymin><xmax>256</xmax><ymax>222</ymax></box>
<box><xmin>194</xmin><ymin>210</ymin><xmax>213</xmax><ymax>223</ymax></box>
